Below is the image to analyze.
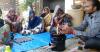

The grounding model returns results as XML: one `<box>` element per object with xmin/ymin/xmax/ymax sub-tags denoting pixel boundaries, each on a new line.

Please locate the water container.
<box><xmin>5</xmin><ymin>45</ymin><xmax>11</xmax><ymax>52</ymax></box>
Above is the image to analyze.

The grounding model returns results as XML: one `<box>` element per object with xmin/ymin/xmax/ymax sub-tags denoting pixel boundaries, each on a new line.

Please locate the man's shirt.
<box><xmin>75</xmin><ymin>10</ymin><xmax>100</xmax><ymax>37</ymax></box>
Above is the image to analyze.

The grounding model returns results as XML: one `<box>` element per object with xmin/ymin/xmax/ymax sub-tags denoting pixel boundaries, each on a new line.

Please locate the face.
<box><xmin>83</xmin><ymin>1</ymin><xmax>96</xmax><ymax>14</ymax></box>
<box><xmin>57</xmin><ymin>9</ymin><xmax>64</xmax><ymax>16</ymax></box>
<box><xmin>9</xmin><ymin>10</ymin><xmax>16</xmax><ymax>16</ymax></box>
<box><xmin>44</xmin><ymin>8</ymin><xmax>49</xmax><ymax>14</ymax></box>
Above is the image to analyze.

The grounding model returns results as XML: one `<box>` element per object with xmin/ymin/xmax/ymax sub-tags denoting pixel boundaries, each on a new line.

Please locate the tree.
<box><xmin>19</xmin><ymin>0</ymin><xmax>35</xmax><ymax>11</ymax></box>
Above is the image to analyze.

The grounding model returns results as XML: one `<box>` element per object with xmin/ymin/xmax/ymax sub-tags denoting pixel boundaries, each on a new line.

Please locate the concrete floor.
<box><xmin>27</xmin><ymin>38</ymin><xmax>99</xmax><ymax>52</ymax></box>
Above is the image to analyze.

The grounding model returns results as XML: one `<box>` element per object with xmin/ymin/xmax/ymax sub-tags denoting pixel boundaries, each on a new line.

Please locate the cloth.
<box><xmin>5</xmin><ymin>15</ymin><xmax>22</xmax><ymax>33</ymax></box>
<box><xmin>80</xmin><ymin>36</ymin><xmax>100</xmax><ymax>49</ymax></box>
<box><xmin>28</xmin><ymin>16</ymin><xmax>41</xmax><ymax>29</ymax></box>
<box><xmin>12</xmin><ymin>32</ymin><xmax>51</xmax><ymax>52</ymax></box>
<box><xmin>44</xmin><ymin>13</ymin><xmax>51</xmax><ymax>27</ymax></box>
<box><xmin>78</xmin><ymin>33</ymin><xmax>100</xmax><ymax>49</ymax></box>
<box><xmin>12</xmin><ymin>32</ymin><xmax>74</xmax><ymax>52</ymax></box>
<box><xmin>29</xmin><ymin>8</ymin><xmax>35</xmax><ymax>17</ymax></box>
<box><xmin>44</xmin><ymin>13</ymin><xmax>52</xmax><ymax>31</ymax></box>
<box><xmin>84</xmin><ymin>37</ymin><xmax>100</xmax><ymax>49</ymax></box>
<box><xmin>74</xmin><ymin>10</ymin><xmax>100</xmax><ymax>37</ymax></box>
<box><xmin>28</xmin><ymin>16</ymin><xmax>43</xmax><ymax>33</ymax></box>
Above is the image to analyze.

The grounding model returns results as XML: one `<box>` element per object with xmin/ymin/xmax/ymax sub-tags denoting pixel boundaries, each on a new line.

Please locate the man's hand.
<box><xmin>61</xmin><ymin>25</ymin><xmax>75</xmax><ymax>34</ymax></box>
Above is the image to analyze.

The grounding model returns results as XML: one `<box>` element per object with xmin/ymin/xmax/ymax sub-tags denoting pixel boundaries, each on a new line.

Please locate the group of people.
<box><xmin>4</xmin><ymin>6</ymin><xmax>73</xmax><ymax>34</ymax></box>
<box><xmin>1</xmin><ymin>0</ymin><xmax>100</xmax><ymax>51</ymax></box>
<box><xmin>62</xmin><ymin>0</ymin><xmax>100</xmax><ymax>50</ymax></box>
<box><xmin>4</xmin><ymin>4</ymin><xmax>73</xmax><ymax>51</ymax></box>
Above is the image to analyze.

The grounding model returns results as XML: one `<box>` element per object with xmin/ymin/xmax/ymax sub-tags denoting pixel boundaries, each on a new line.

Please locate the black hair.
<box><xmin>56</xmin><ymin>8</ymin><xmax>64</xmax><ymax>16</ymax></box>
<box><xmin>91</xmin><ymin>0</ymin><xmax>100</xmax><ymax>11</ymax></box>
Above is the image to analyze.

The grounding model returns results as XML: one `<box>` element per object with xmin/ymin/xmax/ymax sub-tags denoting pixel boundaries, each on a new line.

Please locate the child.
<box><xmin>50</xmin><ymin>8</ymin><xmax>72</xmax><ymax>51</ymax></box>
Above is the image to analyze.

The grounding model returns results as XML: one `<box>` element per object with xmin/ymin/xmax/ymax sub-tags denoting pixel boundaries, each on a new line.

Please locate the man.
<box><xmin>62</xmin><ymin>0</ymin><xmax>100</xmax><ymax>49</ymax></box>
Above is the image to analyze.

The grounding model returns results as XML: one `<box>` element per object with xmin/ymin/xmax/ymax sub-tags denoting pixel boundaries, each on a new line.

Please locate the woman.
<box><xmin>5</xmin><ymin>9</ymin><xmax>22</xmax><ymax>33</ymax></box>
<box><xmin>28</xmin><ymin>9</ymin><xmax>43</xmax><ymax>34</ymax></box>
<box><xmin>21</xmin><ymin>5</ymin><xmax>43</xmax><ymax>34</ymax></box>
<box><xmin>43</xmin><ymin>7</ymin><xmax>52</xmax><ymax>32</ymax></box>
<box><xmin>50</xmin><ymin>8</ymin><xmax>73</xmax><ymax>51</ymax></box>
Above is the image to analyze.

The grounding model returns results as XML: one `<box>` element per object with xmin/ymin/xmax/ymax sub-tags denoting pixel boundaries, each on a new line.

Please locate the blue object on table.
<box><xmin>12</xmin><ymin>32</ymin><xmax>51</xmax><ymax>52</ymax></box>
<box><xmin>12</xmin><ymin>32</ymin><xmax>74</xmax><ymax>52</ymax></box>
<box><xmin>66</xmin><ymin>34</ymin><xmax>75</xmax><ymax>39</ymax></box>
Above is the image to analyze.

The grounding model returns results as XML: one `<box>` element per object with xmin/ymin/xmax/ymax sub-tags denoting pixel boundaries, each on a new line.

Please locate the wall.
<box><xmin>0</xmin><ymin>0</ymin><xmax>16</xmax><ymax>11</ymax></box>
<box><xmin>43</xmin><ymin>0</ymin><xmax>65</xmax><ymax>10</ymax></box>
<box><xmin>66</xmin><ymin>9</ymin><xmax>84</xmax><ymax>27</ymax></box>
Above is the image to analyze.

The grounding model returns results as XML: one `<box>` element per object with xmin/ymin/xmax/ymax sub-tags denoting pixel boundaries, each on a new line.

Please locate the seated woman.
<box><xmin>41</xmin><ymin>7</ymin><xmax>52</xmax><ymax>32</ymax></box>
<box><xmin>49</xmin><ymin>8</ymin><xmax>73</xmax><ymax>51</ymax></box>
<box><xmin>22</xmin><ymin>6</ymin><xmax>43</xmax><ymax>34</ymax></box>
<box><xmin>5</xmin><ymin>8</ymin><xmax>22</xmax><ymax>33</ymax></box>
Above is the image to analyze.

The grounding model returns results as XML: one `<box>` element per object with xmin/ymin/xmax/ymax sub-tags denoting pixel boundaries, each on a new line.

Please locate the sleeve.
<box><xmin>44</xmin><ymin>14</ymin><xmax>51</xmax><ymax>26</ymax></box>
<box><xmin>74</xmin><ymin>16</ymin><xmax>88</xmax><ymax>31</ymax></box>
<box><xmin>32</xmin><ymin>22</ymin><xmax>43</xmax><ymax>33</ymax></box>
